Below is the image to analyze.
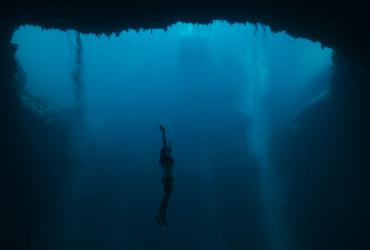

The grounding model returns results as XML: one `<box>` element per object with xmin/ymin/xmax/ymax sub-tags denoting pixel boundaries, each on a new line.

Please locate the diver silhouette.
<box><xmin>156</xmin><ymin>124</ymin><xmax>175</xmax><ymax>227</ymax></box>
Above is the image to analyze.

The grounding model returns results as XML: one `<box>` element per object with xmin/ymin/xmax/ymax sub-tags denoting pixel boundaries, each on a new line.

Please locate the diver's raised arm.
<box><xmin>160</xmin><ymin>124</ymin><xmax>167</xmax><ymax>148</ymax></box>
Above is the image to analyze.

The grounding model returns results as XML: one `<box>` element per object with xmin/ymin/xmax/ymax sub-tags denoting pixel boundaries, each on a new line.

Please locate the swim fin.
<box><xmin>156</xmin><ymin>215</ymin><xmax>163</xmax><ymax>227</ymax></box>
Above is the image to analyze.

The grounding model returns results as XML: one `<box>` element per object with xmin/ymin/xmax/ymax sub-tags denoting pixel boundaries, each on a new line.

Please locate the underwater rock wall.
<box><xmin>271</xmin><ymin>53</ymin><xmax>370</xmax><ymax>250</ymax></box>
<box><xmin>0</xmin><ymin>25</ymin><xmax>74</xmax><ymax>250</ymax></box>
<box><xmin>0</xmin><ymin>25</ymin><xmax>18</xmax><ymax>248</ymax></box>
<box><xmin>3</xmin><ymin>1</ymin><xmax>370</xmax><ymax>68</ymax></box>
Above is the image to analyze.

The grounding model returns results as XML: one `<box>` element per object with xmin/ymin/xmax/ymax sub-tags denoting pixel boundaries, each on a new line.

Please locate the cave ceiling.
<box><xmin>2</xmin><ymin>0</ymin><xmax>370</xmax><ymax>69</ymax></box>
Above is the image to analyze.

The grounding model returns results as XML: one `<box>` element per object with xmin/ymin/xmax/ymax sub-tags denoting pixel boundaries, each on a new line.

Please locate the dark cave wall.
<box><xmin>0</xmin><ymin>26</ymin><xmax>37</xmax><ymax>248</ymax></box>
<box><xmin>0</xmin><ymin>25</ymin><xmax>73</xmax><ymax>249</ymax></box>
<box><xmin>4</xmin><ymin>0</ymin><xmax>370</xmax><ymax>68</ymax></box>
<box><xmin>0</xmin><ymin>25</ymin><xmax>18</xmax><ymax>247</ymax></box>
<box><xmin>0</xmin><ymin>25</ymin><xmax>18</xmax><ymax>164</ymax></box>
<box><xmin>271</xmin><ymin>54</ymin><xmax>370</xmax><ymax>250</ymax></box>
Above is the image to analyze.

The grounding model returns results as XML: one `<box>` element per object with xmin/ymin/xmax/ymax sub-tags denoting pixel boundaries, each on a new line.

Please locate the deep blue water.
<box><xmin>12</xmin><ymin>22</ymin><xmax>332</xmax><ymax>250</ymax></box>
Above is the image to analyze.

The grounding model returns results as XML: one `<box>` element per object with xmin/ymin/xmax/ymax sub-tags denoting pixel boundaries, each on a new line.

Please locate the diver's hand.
<box><xmin>160</xmin><ymin>124</ymin><xmax>165</xmax><ymax>133</ymax></box>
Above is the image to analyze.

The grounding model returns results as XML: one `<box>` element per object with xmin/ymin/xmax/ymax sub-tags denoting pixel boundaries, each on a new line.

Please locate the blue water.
<box><xmin>12</xmin><ymin>22</ymin><xmax>332</xmax><ymax>250</ymax></box>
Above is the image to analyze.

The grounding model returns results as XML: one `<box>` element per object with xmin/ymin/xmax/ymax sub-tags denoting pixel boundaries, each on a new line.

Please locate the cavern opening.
<box><xmin>11</xmin><ymin>21</ymin><xmax>333</xmax><ymax>250</ymax></box>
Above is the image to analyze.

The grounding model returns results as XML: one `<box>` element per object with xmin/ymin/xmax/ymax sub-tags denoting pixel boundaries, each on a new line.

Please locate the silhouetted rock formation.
<box><xmin>271</xmin><ymin>52</ymin><xmax>370</xmax><ymax>250</ymax></box>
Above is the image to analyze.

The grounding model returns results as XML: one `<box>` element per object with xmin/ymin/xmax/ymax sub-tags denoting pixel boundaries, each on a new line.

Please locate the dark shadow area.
<box><xmin>271</xmin><ymin>52</ymin><xmax>370</xmax><ymax>250</ymax></box>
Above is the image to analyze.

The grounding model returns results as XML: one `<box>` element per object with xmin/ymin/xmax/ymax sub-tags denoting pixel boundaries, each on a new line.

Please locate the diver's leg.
<box><xmin>156</xmin><ymin>198</ymin><xmax>165</xmax><ymax>227</ymax></box>
<box><xmin>156</xmin><ymin>197</ymin><xmax>167</xmax><ymax>227</ymax></box>
<box><xmin>156</xmin><ymin>174</ymin><xmax>173</xmax><ymax>227</ymax></box>
<box><xmin>162</xmin><ymin>184</ymin><xmax>173</xmax><ymax>226</ymax></box>
<box><xmin>157</xmin><ymin>190</ymin><xmax>171</xmax><ymax>227</ymax></box>
<box><xmin>155</xmin><ymin>214</ymin><xmax>163</xmax><ymax>227</ymax></box>
<box><xmin>161</xmin><ymin>194</ymin><xmax>169</xmax><ymax>227</ymax></box>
